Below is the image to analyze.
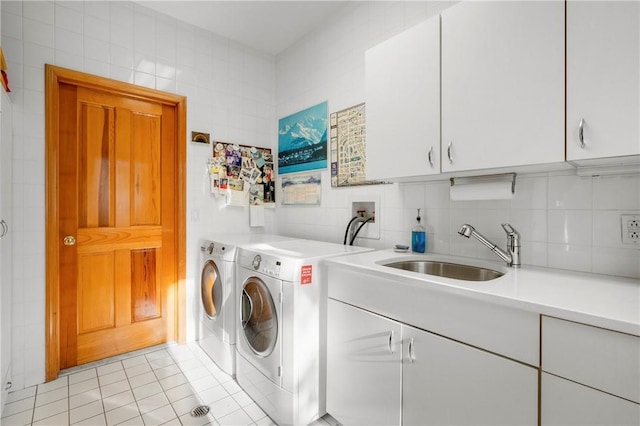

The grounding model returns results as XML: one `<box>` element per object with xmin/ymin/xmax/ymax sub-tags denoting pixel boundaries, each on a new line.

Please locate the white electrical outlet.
<box><xmin>621</xmin><ymin>214</ymin><xmax>640</xmax><ymax>245</ymax></box>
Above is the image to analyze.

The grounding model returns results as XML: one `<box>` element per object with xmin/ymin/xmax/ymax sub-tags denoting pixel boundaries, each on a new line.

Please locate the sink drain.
<box><xmin>190</xmin><ymin>405</ymin><xmax>210</xmax><ymax>417</ymax></box>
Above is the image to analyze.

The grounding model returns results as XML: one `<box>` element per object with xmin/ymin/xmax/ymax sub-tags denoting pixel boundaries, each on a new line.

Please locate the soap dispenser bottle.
<box><xmin>411</xmin><ymin>208</ymin><xmax>426</xmax><ymax>253</ymax></box>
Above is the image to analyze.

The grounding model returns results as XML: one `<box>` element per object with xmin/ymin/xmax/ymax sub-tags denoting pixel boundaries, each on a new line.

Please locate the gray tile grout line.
<box><xmin>168</xmin><ymin>347</ymin><xmax>242</xmax><ymax>425</ymax></box>
<box><xmin>32</xmin><ymin>352</ymin><xmax>146</xmax><ymax>425</ymax></box>
<box><xmin>5</xmin><ymin>344</ymin><xmax>269</xmax><ymax>426</ymax></box>
<box><xmin>139</xmin><ymin>350</ymin><xmax>179</xmax><ymax>426</ymax></box>
<box><xmin>166</xmin><ymin>348</ymin><xmax>205</xmax><ymax>424</ymax></box>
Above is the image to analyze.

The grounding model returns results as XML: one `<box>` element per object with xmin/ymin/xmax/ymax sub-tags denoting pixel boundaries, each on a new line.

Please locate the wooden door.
<box><xmin>46</xmin><ymin>65</ymin><xmax>186</xmax><ymax>378</ymax></box>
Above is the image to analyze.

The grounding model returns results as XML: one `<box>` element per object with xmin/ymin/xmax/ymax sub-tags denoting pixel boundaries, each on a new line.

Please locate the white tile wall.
<box><xmin>271</xmin><ymin>1</ymin><xmax>640</xmax><ymax>278</ymax></box>
<box><xmin>2</xmin><ymin>0</ymin><xmax>277</xmax><ymax>391</ymax></box>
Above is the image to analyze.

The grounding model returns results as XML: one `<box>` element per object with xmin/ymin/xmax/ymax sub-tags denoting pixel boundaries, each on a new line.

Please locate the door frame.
<box><xmin>45</xmin><ymin>64</ymin><xmax>187</xmax><ymax>381</ymax></box>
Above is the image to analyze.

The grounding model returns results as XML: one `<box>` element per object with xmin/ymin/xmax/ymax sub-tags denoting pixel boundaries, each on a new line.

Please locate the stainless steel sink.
<box><xmin>383</xmin><ymin>260</ymin><xmax>504</xmax><ymax>281</ymax></box>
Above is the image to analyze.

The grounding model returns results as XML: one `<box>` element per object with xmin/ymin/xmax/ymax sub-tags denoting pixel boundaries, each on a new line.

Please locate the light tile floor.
<box><xmin>1</xmin><ymin>343</ymin><xmax>337</xmax><ymax>426</ymax></box>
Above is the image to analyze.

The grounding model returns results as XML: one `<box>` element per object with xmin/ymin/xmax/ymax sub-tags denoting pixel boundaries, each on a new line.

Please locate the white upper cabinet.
<box><xmin>441</xmin><ymin>1</ymin><xmax>565</xmax><ymax>172</ymax></box>
<box><xmin>566</xmin><ymin>1</ymin><xmax>640</xmax><ymax>163</ymax></box>
<box><xmin>365</xmin><ymin>15</ymin><xmax>440</xmax><ymax>180</ymax></box>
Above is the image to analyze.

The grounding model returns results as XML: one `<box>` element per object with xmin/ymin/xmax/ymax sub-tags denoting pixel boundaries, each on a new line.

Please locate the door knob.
<box><xmin>63</xmin><ymin>235</ymin><xmax>76</xmax><ymax>246</ymax></box>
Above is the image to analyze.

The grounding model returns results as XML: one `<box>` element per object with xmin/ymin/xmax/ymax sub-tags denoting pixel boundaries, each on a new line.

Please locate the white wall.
<box><xmin>1</xmin><ymin>0</ymin><xmax>276</xmax><ymax>390</ymax></box>
<box><xmin>1</xmin><ymin>42</ymin><xmax>15</xmax><ymax>414</ymax></box>
<box><xmin>272</xmin><ymin>1</ymin><xmax>640</xmax><ymax>279</ymax></box>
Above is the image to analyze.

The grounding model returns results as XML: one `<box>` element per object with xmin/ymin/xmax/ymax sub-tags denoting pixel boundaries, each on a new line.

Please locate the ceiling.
<box><xmin>138</xmin><ymin>1</ymin><xmax>350</xmax><ymax>55</ymax></box>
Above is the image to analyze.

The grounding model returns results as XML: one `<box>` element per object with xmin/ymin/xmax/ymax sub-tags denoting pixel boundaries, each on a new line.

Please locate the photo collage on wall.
<box><xmin>208</xmin><ymin>142</ymin><xmax>275</xmax><ymax>206</ymax></box>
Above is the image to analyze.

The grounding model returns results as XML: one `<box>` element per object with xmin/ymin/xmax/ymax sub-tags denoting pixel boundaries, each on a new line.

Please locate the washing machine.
<box><xmin>198</xmin><ymin>234</ymin><xmax>293</xmax><ymax>376</ymax></box>
<box><xmin>235</xmin><ymin>239</ymin><xmax>372</xmax><ymax>425</ymax></box>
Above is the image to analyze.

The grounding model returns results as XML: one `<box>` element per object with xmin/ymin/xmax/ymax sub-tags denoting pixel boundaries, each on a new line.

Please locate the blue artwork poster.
<box><xmin>278</xmin><ymin>101</ymin><xmax>328</xmax><ymax>174</ymax></box>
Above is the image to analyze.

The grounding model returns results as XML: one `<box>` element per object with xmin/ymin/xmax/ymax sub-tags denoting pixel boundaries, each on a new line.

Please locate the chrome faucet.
<box><xmin>458</xmin><ymin>223</ymin><xmax>521</xmax><ymax>268</ymax></box>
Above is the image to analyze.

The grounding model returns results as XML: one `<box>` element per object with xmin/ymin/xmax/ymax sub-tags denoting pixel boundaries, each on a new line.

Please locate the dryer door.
<box><xmin>241</xmin><ymin>277</ymin><xmax>278</xmax><ymax>357</ymax></box>
<box><xmin>201</xmin><ymin>259</ymin><xmax>223</xmax><ymax>320</ymax></box>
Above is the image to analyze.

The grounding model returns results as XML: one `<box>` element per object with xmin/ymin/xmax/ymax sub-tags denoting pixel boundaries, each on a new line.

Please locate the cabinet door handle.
<box><xmin>0</xmin><ymin>220</ymin><xmax>7</xmax><ymax>239</ymax></box>
<box><xmin>447</xmin><ymin>142</ymin><xmax>453</xmax><ymax>164</ymax></box>
<box><xmin>578</xmin><ymin>118</ymin><xmax>585</xmax><ymax>148</ymax></box>
<box><xmin>388</xmin><ymin>331</ymin><xmax>394</xmax><ymax>354</ymax></box>
<box><xmin>408</xmin><ymin>337</ymin><xmax>415</xmax><ymax>363</ymax></box>
<box><xmin>427</xmin><ymin>146</ymin><xmax>434</xmax><ymax>167</ymax></box>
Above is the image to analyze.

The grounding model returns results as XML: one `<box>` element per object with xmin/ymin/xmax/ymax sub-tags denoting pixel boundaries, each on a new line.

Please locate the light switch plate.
<box><xmin>621</xmin><ymin>214</ymin><xmax>639</xmax><ymax>245</ymax></box>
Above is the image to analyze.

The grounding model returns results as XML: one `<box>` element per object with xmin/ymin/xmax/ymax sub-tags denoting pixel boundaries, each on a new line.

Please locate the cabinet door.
<box><xmin>541</xmin><ymin>316</ymin><xmax>640</xmax><ymax>404</ymax></box>
<box><xmin>541</xmin><ymin>373</ymin><xmax>640</xmax><ymax>426</ymax></box>
<box><xmin>566</xmin><ymin>1</ymin><xmax>640</xmax><ymax>161</ymax></box>
<box><xmin>326</xmin><ymin>299</ymin><xmax>402</xmax><ymax>426</ymax></box>
<box><xmin>441</xmin><ymin>1</ymin><xmax>564</xmax><ymax>172</ymax></box>
<box><xmin>365</xmin><ymin>15</ymin><xmax>440</xmax><ymax>180</ymax></box>
<box><xmin>403</xmin><ymin>325</ymin><xmax>538</xmax><ymax>426</ymax></box>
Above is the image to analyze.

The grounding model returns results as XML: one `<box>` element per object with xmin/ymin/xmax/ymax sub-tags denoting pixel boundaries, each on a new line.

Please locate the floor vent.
<box><xmin>190</xmin><ymin>405</ymin><xmax>210</xmax><ymax>417</ymax></box>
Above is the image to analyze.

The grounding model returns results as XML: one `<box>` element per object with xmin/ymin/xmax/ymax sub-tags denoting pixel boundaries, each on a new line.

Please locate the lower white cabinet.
<box><xmin>541</xmin><ymin>316</ymin><xmax>640</xmax><ymax>425</ymax></box>
<box><xmin>541</xmin><ymin>373</ymin><xmax>640</xmax><ymax>426</ymax></box>
<box><xmin>326</xmin><ymin>298</ymin><xmax>402</xmax><ymax>426</ymax></box>
<box><xmin>403</xmin><ymin>325</ymin><xmax>537</xmax><ymax>426</ymax></box>
<box><xmin>327</xmin><ymin>299</ymin><xmax>538</xmax><ymax>425</ymax></box>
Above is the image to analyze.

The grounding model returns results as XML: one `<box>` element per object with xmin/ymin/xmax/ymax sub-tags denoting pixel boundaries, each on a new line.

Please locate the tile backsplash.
<box><xmin>272</xmin><ymin>171</ymin><xmax>640</xmax><ymax>279</ymax></box>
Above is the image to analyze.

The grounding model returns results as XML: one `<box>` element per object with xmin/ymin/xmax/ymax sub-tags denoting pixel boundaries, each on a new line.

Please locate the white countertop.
<box><xmin>325</xmin><ymin>249</ymin><xmax>640</xmax><ymax>336</ymax></box>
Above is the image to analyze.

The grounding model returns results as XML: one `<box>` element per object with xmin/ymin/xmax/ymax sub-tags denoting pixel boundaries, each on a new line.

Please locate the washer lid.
<box><xmin>244</xmin><ymin>238</ymin><xmax>370</xmax><ymax>259</ymax></box>
<box><xmin>204</xmin><ymin>233</ymin><xmax>295</xmax><ymax>261</ymax></box>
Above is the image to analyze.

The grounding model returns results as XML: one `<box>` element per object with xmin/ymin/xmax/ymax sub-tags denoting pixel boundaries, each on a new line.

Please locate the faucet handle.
<box><xmin>501</xmin><ymin>223</ymin><xmax>520</xmax><ymax>237</ymax></box>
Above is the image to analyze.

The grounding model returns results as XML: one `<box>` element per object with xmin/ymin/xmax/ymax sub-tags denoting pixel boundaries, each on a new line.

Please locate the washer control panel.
<box><xmin>253</xmin><ymin>255</ymin><xmax>282</xmax><ymax>278</ymax></box>
<box><xmin>200</xmin><ymin>241</ymin><xmax>227</xmax><ymax>258</ymax></box>
<box><xmin>237</xmin><ymin>249</ymin><xmax>301</xmax><ymax>282</ymax></box>
<box><xmin>238</xmin><ymin>250</ymin><xmax>291</xmax><ymax>280</ymax></box>
<box><xmin>262</xmin><ymin>259</ymin><xmax>282</xmax><ymax>278</ymax></box>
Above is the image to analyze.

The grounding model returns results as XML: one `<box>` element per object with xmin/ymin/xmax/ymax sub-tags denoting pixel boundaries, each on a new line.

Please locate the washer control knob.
<box><xmin>252</xmin><ymin>255</ymin><xmax>262</xmax><ymax>270</ymax></box>
<box><xmin>207</xmin><ymin>243</ymin><xmax>214</xmax><ymax>255</ymax></box>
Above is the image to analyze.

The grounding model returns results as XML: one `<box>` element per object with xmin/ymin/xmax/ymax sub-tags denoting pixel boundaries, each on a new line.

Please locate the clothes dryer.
<box><xmin>198</xmin><ymin>234</ymin><xmax>293</xmax><ymax>376</ymax></box>
<box><xmin>235</xmin><ymin>239</ymin><xmax>372</xmax><ymax>425</ymax></box>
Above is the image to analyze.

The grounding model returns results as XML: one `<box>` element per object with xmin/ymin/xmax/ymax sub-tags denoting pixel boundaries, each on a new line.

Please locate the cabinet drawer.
<box><xmin>542</xmin><ymin>373</ymin><xmax>640</xmax><ymax>426</ymax></box>
<box><xmin>542</xmin><ymin>316</ymin><xmax>640</xmax><ymax>403</ymax></box>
